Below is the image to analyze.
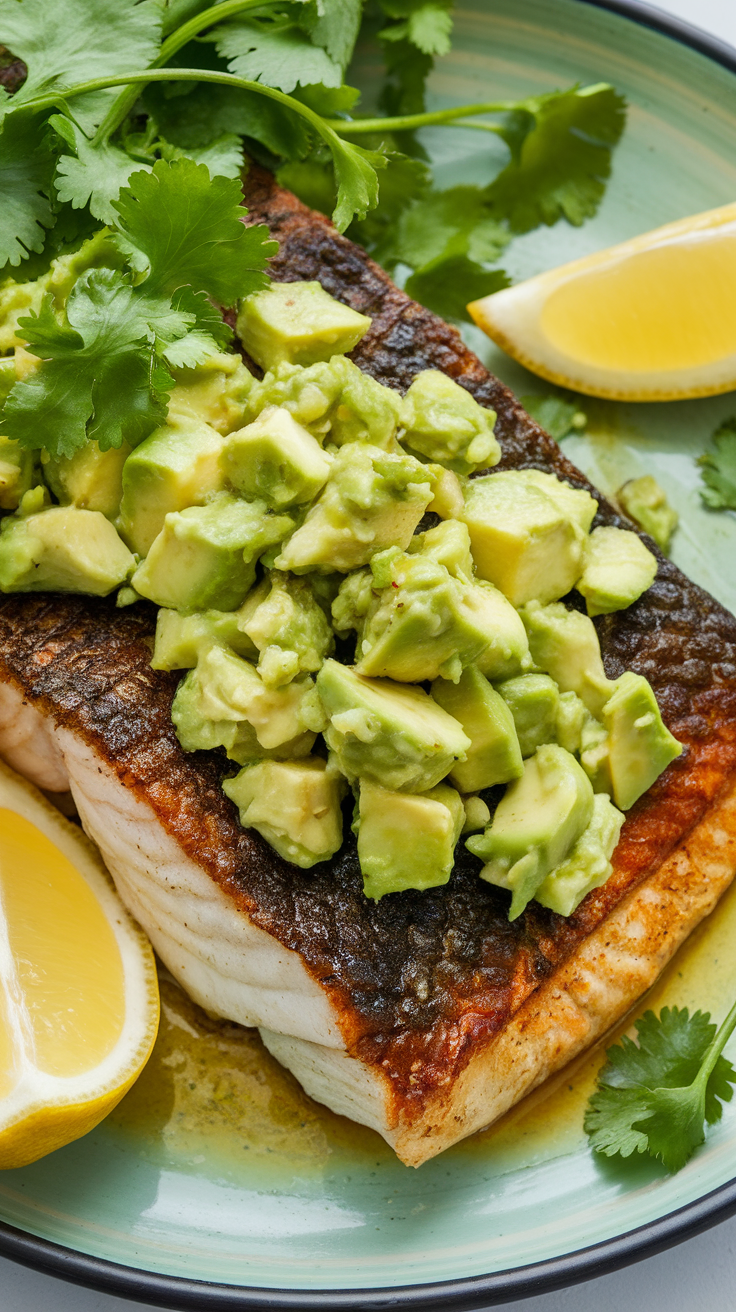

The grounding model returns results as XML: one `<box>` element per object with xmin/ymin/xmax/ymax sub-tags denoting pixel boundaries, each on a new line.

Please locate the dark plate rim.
<box><xmin>3</xmin><ymin>0</ymin><xmax>736</xmax><ymax>1307</ymax></box>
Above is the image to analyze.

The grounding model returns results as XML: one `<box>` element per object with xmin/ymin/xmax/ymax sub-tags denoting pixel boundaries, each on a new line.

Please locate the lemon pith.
<box><xmin>468</xmin><ymin>203</ymin><xmax>736</xmax><ymax>402</ymax></box>
<box><xmin>0</xmin><ymin>760</ymin><xmax>159</xmax><ymax>1169</ymax></box>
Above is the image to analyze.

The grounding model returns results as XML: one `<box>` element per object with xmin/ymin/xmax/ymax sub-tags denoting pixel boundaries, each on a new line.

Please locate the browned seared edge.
<box><xmin>1</xmin><ymin>168</ymin><xmax>736</xmax><ymax>1118</ymax></box>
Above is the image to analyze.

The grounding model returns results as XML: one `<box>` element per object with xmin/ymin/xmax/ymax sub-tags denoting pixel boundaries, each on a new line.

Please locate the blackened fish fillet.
<box><xmin>1</xmin><ymin>169</ymin><xmax>736</xmax><ymax>1165</ymax></box>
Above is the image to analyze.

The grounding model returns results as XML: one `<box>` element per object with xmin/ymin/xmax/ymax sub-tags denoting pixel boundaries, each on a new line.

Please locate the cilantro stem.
<box><xmin>92</xmin><ymin>0</ymin><xmax>276</xmax><ymax>146</ymax></box>
<box><xmin>322</xmin><ymin>104</ymin><xmax>522</xmax><ymax>134</ymax></box>
<box><xmin>696</xmin><ymin>994</ymin><xmax>736</xmax><ymax>1088</ymax></box>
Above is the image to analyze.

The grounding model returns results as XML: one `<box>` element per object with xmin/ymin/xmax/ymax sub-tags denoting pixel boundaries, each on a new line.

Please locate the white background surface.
<box><xmin>3</xmin><ymin>1</ymin><xmax>736</xmax><ymax>1308</ymax></box>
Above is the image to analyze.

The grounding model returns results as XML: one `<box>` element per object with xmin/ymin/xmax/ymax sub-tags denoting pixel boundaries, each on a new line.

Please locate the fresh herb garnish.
<box><xmin>2</xmin><ymin>158</ymin><xmax>275</xmax><ymax>458</ymax></box>
<box><xmin>584</xmin><ymin>1002</ymin><xmax>736</xmax><ymax>1172</ymax></box>
<box><xmin>699</xmin><ymin>417</ymin><xmax>736</xmax><ymax>512</ymax></box>
<box><xmin>0</xmin><ymin>0</ymin><xmax>626</xmax><ymax>323</ymax></box>
<box><xmin>521</xmin><ymin>395</ymin><xmax>587</xmax><ymax>442</ymax></box>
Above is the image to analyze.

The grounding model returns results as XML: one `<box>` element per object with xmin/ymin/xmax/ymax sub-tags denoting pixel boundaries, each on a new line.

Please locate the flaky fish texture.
<box><xmin>2</xmin><ymin>169</ymin><xmax>736</xmax><ymax>1165</ymax></box>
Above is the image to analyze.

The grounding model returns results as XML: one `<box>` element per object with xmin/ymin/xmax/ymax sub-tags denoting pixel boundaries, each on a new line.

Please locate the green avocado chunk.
<box><xmin>355</xmin><ymin>779</ymin><xmax>464</xmax><ymax>899</ymax></box>
<box><xmin>0</xmin><ymin>506</ymin><xmax>135</xmax><ymax>595</ymax></box>
<box><xmin>151</xmin><ymin>606</ymin><xmax>257</xmax><ymax>670</ymax></box>
<box><xmin>132</xmin><ymin>493</ymin><xmax>293</xmax><ymax>612</ymax></box>
<box><xmin>240</xmin><ymin>571</ymin><xmax>334</xmax><ymax>687</ymax></box>
<box><xmin>400</xmin><ymin>370</ymin><xmax>501</xmax><ymax>474</ymax></box>
<box><xmin>317</xmin><ymin>659</ymin><xmax>470</xmax><ymax>791</ymax></box>
<box><xmin>248</xmin><ymin>356</ymin><xmax>404</xmax><ymax>450</ymax></box>
<box><xmin>275</xmin><ymin>444</ymin><xmax>434</xmax><ymax>574</ymax></box>
<box><xmin>521</xmin><ymin>599</ymin><xmax>613</xmax><ymax>717</ymax></box>
<box><xmin>172</xmin><ymin>643</ymin><xmax>322</xmax><ymax>754</ymax></box>
<box><xmin>617</xmin><ymin>475</ymin><xmax>678</xmax><ymax>552</ymax></box>
<box><xmin>236</xmin><ymin>281</ymin><xmax>371</xmax><ymax>370</ymax></box>
<box><xmin>221</xmin><ymin>406</ymin><xmax>331</xmax><ymax>508</ymax></box>
<box><xmin>167</xmin><ymin>351</ymin><xmax>255</xmax><ymax>435</ymax></box>
<box><xmin>355</xmin><ymin>548</ymin><xmax>529</xmax><ymax>683</ymax></box>
<box><xmin>0</xmin><ymin>435</ymin><xmax>35</xmax><ymax>511</ymax></box>
<box><xmin>519</xmin><ymin>469</ymin><xmax>597</xmax><ymax>534</ymax></box>
<box><xmin>496</xmin><ymin>673</ymin><xmax>560</xmax><ymax>758</ymax></box>
<box><xmin>43</xmin><ymin>441</ymin><xmax>130</xmax><ymax>520</ymax></box>
<box><xmin>534</xmin><ymin>792</ymin><xmax>624</xmax><ymax>916</ymax></box>
<box><xmin>431</xmin><ymin>664</ymin><xmax>523</xmax><ymax>793</ymax></box>
<box><xmin>461</xmin><ymin>471</ymin><xmax>590</xmax><ymax>606</ymax></box>
<box><xmin>119</xmin><ymin>413</ymin><xmax>226</xmax><ymax>557</ymax></box>
<box><xmin>171</xmin><ymin>656</ymin><xmax>316</xmax><ymax>764</ymax></box>
<box><xmin>600</xmin><ymin>671</ymin><xmax>682</xmax><ymax>810</ymax></box>
<box><xmin>408</xmin><ymin>518</ymin><xmax>475</xmax><ymax>579</ymax></box>
<box><xmin>577</xmin><ymin>526</ymin><xmax>657</xmax><ymax>617</ymax></box>
<box><xmin>223</xmin><ymin>758</ymin><xmax>345</xmax><ymax>868</ymax></box>
<box><xmin>467</xmin><ymin>744</ymin><xmax>594</xmax><ymax>920</ymax></box>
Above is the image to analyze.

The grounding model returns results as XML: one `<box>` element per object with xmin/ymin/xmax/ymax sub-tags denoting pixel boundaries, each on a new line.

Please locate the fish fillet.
<box><xmin>1</xmin><ymin>169</ymin><xmax>736</xmax><ymax>1165</ymax></box>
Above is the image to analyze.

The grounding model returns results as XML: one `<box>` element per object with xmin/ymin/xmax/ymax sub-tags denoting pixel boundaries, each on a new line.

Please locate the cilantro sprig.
<box><xmin>585</xmin><ymin>1001</ymin><xmax>736</xmax><ymax>1173</ymax></box>
<box><xmin>699</xmin><ymin>417</ymin><xmax>736</xmax><ymax>512</ymax></box>
<box><xmin>1</xmin><ymin>157</ymin><xmax>275</xmax><ymax>458</ymax></box>
<box><xmin>0</xmin><ymin>0</ymin><xmax>626</xmax><ymax>325</ymax></box>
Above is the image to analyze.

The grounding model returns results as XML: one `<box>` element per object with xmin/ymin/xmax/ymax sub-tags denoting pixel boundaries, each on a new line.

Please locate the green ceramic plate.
<box><xmin>3</xmin><ymin>1</ymin><xmax>736</xmax><ymax>1306</ymax></box>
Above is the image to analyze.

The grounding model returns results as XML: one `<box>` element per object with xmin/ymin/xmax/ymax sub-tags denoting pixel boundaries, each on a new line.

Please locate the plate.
<box><xmin>3</xmin><ymin>1</ymin><xmax>736</xmax><ymax>1306</ymax></box>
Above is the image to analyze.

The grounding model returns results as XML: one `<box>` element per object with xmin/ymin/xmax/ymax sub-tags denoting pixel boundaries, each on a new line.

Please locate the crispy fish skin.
<box><xmin>1</xmin><ymin>171</ymin><xmax>736</xmax><ymax>1163</ymax></box>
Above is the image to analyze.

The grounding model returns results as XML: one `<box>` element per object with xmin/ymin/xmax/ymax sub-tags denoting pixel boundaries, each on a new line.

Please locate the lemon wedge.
<box><xmin>468</xmin><ymin>203</ymin><xmax>736</xmax><ymax>401</ymax></box>
<box><xmin>0</xmin><ymin>759</ymin><xmax>158</xmax><ymax>1168</ymax></box>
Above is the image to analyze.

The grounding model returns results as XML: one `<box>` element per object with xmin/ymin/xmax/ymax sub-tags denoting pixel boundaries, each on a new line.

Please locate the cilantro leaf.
<box><xmin>0</xmin><ymin>110</ymin><xmax>55</xmax><ymax>266</ymax></box>
<box><xmin>143</xmin><ymin>75</ymin><xmax>312</xmax><ymax>162</ymax></box>
<box><xmin>348</xmin><ymin>152</ymin><xmax>431</xmax><ymax>266</ymax></box>
<box><xmin>485</xmin><ymin>84</ymin><xmax>626</xmax><ymax>232</ymax></box>
<box><xmin>330</xmin><ymin>137</ymin><xmax>387</xmax><ymax>233</ymax></box>
<box><xmin>391</xmin><ymin>185</ymin><xmax>510</xmax><ymax>270</ymax></box>
<box><xmin>112</xmin><ymin>158</ymin><xmax>277</xmax><ymax>303</ymax></box>
<box><xmin>380</xmin><ymin>0</ymin><xmax>454</xmax><ymax>57</ymax></box>
<box><xmin>585</xmin><ymin>1005</ymin><xmax>736</xmax><ymax>1173</ymax></box>
<box><xmin>52</xmin><ymin>118</ymin><xmax>152</xmax><ymax>226</ymax></box>
<box><xmin>163</xmin><ymin>286</ymin><xmax>233</xmax><ymax>367</ymax></box>
<box><xmin>210</xmin><ymin>12</ymin><xmax>342</xmax><ymax>94</ymax></box>
<box><xmin>698</xmin><ymin>417</ymin><xmax>736</xmax><ymax>511</ymax></box>
<box><xmin>308</xmin><ymin>0</ymin><xmax>363</xmax><ymax>72</ymax></box>
<box><xmin>405</xmin><ymin>251</ymin><xmax>509</xmax><ymax>322</ymax></box>
<box><xmin>2</xmin><ymin>270</ymin><xmax>171</xmax><ymax>457</ymax></box>
<box><xmin>521</xmin><ymin>394</ymin><xmax>587</xmax><ymax>441</ymax></box>
<box><xmin>0</xmin><ymin>0</ymin><xmax>161</xmax><ymax>131</ymax></box>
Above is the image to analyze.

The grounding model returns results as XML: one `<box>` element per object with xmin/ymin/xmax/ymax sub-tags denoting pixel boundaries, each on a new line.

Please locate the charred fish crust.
<box><xmin>2</xmin><ymin>171</ymin><xmax>736</xmax><ymax>1107</ymax></box>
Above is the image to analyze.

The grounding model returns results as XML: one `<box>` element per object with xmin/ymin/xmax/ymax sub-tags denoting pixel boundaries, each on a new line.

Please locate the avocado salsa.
<box><xmin>0</xmin><ymin>250</ymin><xmax>682</xmax><ymax>920</ymax></box>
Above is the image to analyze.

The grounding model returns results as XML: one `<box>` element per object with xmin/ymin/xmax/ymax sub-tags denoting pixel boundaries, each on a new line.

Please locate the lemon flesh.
<box><xmin>468</xmin><ymin>203</ymin><xmax>736</xmax><ymax>401</ymax></box>
<box><xmin>0</xmin><ymin>760</ymin><xmax>158</xmax><ymax>1168</ymax></box>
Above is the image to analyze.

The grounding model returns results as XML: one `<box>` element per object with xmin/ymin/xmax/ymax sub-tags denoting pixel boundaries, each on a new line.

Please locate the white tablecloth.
<box><xmin>2</xmin><ymin>2</ymin><xmax>735</xmax><ymax>1308</ymax></box>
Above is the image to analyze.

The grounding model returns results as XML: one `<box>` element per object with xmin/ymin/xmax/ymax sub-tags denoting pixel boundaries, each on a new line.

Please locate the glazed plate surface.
<box><xmin>3</xmin><ymin>1</ymin><xmax>736</xmax><ymax>1305</ymax></box>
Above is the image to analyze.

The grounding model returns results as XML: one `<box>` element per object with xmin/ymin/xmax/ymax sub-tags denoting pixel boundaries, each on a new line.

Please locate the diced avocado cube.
<box><xmin>600</xmin><ymin>671</ymin><xmax>682</xmax><ymax>810</ymax></box>
<box><xmin>470</xmin><ymin>581</ymin><xmax>531</xmax><ymax>681</ymax></box>
<box><xmin>175</xmin><ymin>644</ymin><xmax>321</xmax><ymax>749</ymax></box>
<box><xmin>317</xmin><ymin>659</ymin><xmax>470</xmax><ymax>792</ymax></box>
<box><xmin>408</xmin><ymin>518</ymin><xmax>474</xmax><ymax>579</ymax></box>
<box><xmin>535</xmin><ymin>793</ymin><xmax>624</xmax><ymax>916</ymax></box>
<box><xmin>151</xmin><ymin>607</ymin><xmax>257</xmax><ymax>670</ymax></box>
<box><xmin>519</xmin><ymin>469</ymin><xmax>597</xmax><ymax>534</ymax></box>
<box><xmin>461</xmin><ymin>795</ymin><xmax>491</xmax><ymax>833</ymax></box>
<box><xmin>167</xmin><ymin>351</ymin><xmax>255</xmax><ymax>435</ymax></box>
<box><xmin>132</xmin><ymin>494</ymin><xmax>293</xmax><ymax>612</ymax></box>
<box><xmin>172</xmin><ymin>660</ymin><xmax>315</xmax><ymax>763</ymax></box>
<box><xmin>331</xmin><ymin>568</ymin><xmax>374</xmax><ymax>635</ymax></box>
<box><xmin>577</xmin><ymin>526</ymin><xmax>658</xmax><ymax>617</ymax></box>
<box><xmin>249</xmin><ymin>357</ymin><xmax>403</xmax><ymax>450</ymax></box>
<box><xmin>617</xmin><ymin>475</ymin><xmax>678</xmax><ymax>552</ymax></box>
<box><xmin>275</xmin><ymin>444</ymin><xmax>434</xmax><ymax>574</ymax></box>
<box><xmin>555</xmin><ymin>690</ymin><xmax>589</xmax><ymax>754</ymax></box>
<box><xmin>356</xmin><ymin>779</ymin><xmax>464</xmax><ymax>899</ymax></box>
<box><xmin>355</xmin><ymin>552</ymin><xmax>528</xmax><ymax>684</ymax></box>
<box><xmin>236</xmin><ymin>281</ymin><xmax>371</xmax><ymax>370</ymax></box>
<box><xmin>467</xmin><ymin>744</ymin><xmax>594</xmax><ymax>920</ymax></box>
<box><xmin>400</xmin><ymin>369</ymin><xmax>501</xmax><ymax>474</ymax></box>
<box><xmin>461</xmin><ymin>471</ymin><xmax>586</xmax><ymax>606</ymax></box>
<box><xmin>496</xmin><ymin>673</ymin><xmax>560</xmax><ymax>758</ymax></box>
<box><xmin>42</xmin><ymin>441</ymin><xmax>130</xmax><ymax>520</ymax></box>
<box><xmin>221</xmin><ymin>406</ymin><xmax>331</xmax><ymax>509</ymax></box>
<box><xmin>118</xmin><ymin>413</ymin><xmax>226</xmax><ymax>557</ymax></box>
<box><xmin>0</xmin><ymin>435</ymin><xmax>35</xmax><ymax>511</ymax></box>
<box><xmin>223</xmin><ymin>758</ymin><xmax>345</xmax><ymax>868</ymax></box>
<box><xmin>431</xmin><ymin>664</ymin><xmax>523</xmax><ymax>793</ymax></box>
<box><xmin>426</xmin><ymin>466</ymin><xmax>465</xmax><ymax>520</ymax></box>
<box><xmin>521</xmin><ymin>599</ymin><xmax>613</xmax><ymax>717</ymax></box>
<box><xmin>0</xmin><ymin>506</ymin><xmax>135</xmax><ymax>596</ymax></box>
<box><xmin>240</xmin><ymin>571</ymin><xmax>334</xmax><ymax>687</ymax></box>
